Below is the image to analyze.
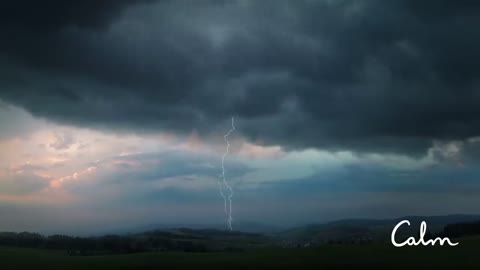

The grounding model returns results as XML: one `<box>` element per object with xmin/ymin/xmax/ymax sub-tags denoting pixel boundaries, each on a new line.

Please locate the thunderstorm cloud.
<box><xmin>1</xmin><ymin>0</ymin><xmax>480</xmax><ymax>232</ymax></box>
<box><xmin>1</xmin><ymin>0</ymin><xmax>480</xmax><ymax>156</ymax></box>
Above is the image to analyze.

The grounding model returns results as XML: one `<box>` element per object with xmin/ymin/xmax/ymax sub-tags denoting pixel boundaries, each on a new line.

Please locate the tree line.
<box><xmin>0</xmin><ymin>230</ymin><xmax>211</xmax><ymax>255</ymax></box>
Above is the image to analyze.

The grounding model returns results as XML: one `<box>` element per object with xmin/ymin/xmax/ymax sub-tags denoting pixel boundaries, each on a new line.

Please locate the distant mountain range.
<box><xmin>2</xmin><ymin>214</ymin><xmax>480</xmax><ymax>252</ymax></box>
<box><xmin>85</xmin><ymin>220</ymin><xmax>282</xmax><ymax>237</ymax></box>
<box><xmin>41</xmin><ymin>214</ymin><xmax>480</xmax><ymax>241</ymax></box>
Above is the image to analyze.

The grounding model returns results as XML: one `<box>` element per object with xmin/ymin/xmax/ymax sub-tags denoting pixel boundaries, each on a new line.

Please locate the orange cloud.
<box><xmin>238</xmin><ymin>142</ymin><xmax>284</xmax><ymax>159</ymax></box>
<box><xmin>50</xmin><ymin>166</ymin><xmax>97</xmax><ymax>188</ymax></box>
<box><xmin>185</xmin><ymin>130</ymin><xmax>205</xmax><ymax>151</ymax></box>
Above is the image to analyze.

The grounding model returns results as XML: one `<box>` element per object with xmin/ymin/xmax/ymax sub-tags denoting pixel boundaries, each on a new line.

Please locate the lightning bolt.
<box><xmin>218</xmin><ymin>116</ymin><xmax>236</xmax><ymax>231</ymax></box>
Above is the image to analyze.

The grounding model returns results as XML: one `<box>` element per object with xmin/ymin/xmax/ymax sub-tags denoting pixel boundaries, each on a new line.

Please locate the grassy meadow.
<box><xmin>1</xmin><ymin>236</ymin><xmax>479</xmax><ymax>269</ymax></box>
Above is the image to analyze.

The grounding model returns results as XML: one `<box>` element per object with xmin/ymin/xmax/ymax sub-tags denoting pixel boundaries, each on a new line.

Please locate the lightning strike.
<box><xmin>218</xmin><ymin>116</ymin><xmax>236</xmax><ymax>231</ymax></box>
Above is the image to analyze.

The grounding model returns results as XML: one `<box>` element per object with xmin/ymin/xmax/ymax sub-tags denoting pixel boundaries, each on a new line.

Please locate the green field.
<box><xmin>1</xmin><ymin>237</ymin><xmax>479</xmax><ymax>269</ymax></box>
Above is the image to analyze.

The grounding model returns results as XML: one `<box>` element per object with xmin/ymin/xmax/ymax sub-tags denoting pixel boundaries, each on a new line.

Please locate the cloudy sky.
<box><xmin>1</xmin><ymin>0</ymin><xmax>480</xmax><ymax>233</ymax></box>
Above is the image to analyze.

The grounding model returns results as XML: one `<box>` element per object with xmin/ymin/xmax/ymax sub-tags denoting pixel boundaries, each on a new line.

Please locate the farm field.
<box><xmin>1</xmin><ymin>237</ymin><xmax>478</xmax><ymax>269</ymax></box>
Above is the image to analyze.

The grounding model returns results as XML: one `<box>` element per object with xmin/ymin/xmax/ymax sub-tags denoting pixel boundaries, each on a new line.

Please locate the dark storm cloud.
<box><xmin>1</xmin><ymin>0</ymin><xmax>480</xmax><ymax>155</ymax></box>
<box><xmin>0</xmin><ymin>1</ymin><xmax>150</xmax><ymax>31</ymax></box>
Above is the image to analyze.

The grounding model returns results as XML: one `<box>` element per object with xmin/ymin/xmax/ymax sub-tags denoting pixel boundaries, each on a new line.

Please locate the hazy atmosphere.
<box><xmin>1</xmin><ymin>0</ymin><xmax>480</xmax><ymax>234</ymax></box>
